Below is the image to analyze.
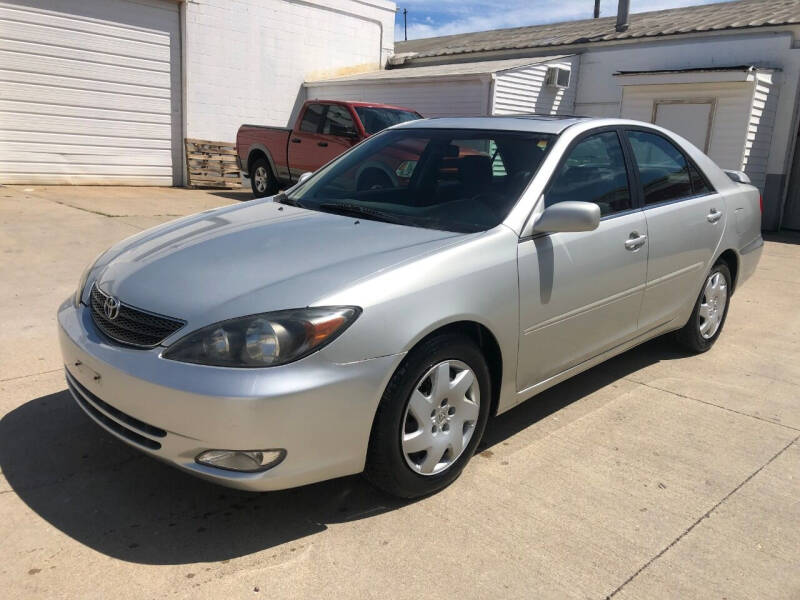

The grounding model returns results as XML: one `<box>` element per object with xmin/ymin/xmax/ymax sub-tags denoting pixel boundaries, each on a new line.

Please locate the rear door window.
<box><xmin>546</xmin><ymin>131</ymin><xmax>632</xmax><ymax>217</ymax></box>
<box><xmin>627</xmin><ymin>130</ymin><xmax>693</xmax><ymax>205</ymax></box>
<box><xmin>299</xmin><ymin>104</ymin><xmax>325</xmax><ymax>133</ymax></box>
<box><xmin>688</xmin><ymin>162</ymin><xmax>713</xmax><ymax>196</ymax></box>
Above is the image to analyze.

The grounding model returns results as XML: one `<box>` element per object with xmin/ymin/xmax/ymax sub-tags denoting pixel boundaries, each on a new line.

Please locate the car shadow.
<box><xmin>205</xmin><ymin>190</ymin><xmax>255</xmax><ymax>202</ymax></box>
<box><xmin>0</xmin><ymin>338</ymin><xmax>685</xmax><ymax>565</ymax></box>
<box><xmin>764</xmin><ymin>231</ymin><xmax>800</xmax><ymax>245</ymax></box>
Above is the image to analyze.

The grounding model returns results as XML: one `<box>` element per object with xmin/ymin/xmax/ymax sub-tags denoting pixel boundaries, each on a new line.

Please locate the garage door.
<box><xmin>0</xmin><ymin>0</ymin><xmax>181</xmax><ymax>185</ymax></box>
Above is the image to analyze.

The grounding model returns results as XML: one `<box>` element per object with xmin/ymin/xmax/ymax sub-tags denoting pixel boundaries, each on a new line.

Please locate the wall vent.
<box><xmin>545</xmin><ymin>67</ymin><xmax>571</xmax><ymax>88</ymax></box>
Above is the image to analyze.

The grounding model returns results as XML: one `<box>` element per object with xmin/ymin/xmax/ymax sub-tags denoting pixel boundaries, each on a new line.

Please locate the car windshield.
<box><xmin>354</xmin><ymin>107</ymin><xmax>422</xmax><ymax>134</ymax></box>
<box><xmin>285</xmin><ymin>128</ymin><xmax>555</xmax><ymax>233</ymax></box>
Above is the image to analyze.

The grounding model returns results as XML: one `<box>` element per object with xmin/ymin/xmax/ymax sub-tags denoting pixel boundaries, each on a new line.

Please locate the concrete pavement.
<box><xmin>0</xmin><ymin>184</ymin><xmax>798</xmax><ymax>599</ymax></box>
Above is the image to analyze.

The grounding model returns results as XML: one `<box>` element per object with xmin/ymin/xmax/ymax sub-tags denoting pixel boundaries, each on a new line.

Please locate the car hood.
<box><xmin>93</xmin><ymin>200</ymin><xmax>465</xmax><ymax>328</ymax></box>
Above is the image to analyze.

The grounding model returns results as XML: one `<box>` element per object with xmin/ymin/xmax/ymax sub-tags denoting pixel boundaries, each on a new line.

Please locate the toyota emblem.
<box><xmin>103</xmin><ymin>295</ymin><xmax>121</xmax><ymax>320</ymax></box>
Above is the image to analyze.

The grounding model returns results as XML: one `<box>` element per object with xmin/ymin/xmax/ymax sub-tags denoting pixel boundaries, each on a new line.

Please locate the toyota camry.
<box><xmin>59</xmin><ymin>116</ymin><xmax>763</xmax><ymax>498</ymax></box>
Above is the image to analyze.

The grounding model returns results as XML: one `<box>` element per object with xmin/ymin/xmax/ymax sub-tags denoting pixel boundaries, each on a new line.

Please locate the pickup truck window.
<box><xmin>323</xmin><ymin>105</ymin><xmax>357</xmax><ymax>137</ymax></box>
<box><xmin>299</xmin><ymin>103</ymin><xmax>326</xmax><ymax>133</ymax></box>
<box><xmin>286</xmin><ymin>129</ymin><xmax>554</xmax><ymax>233</ymax></box>
<box><xmin>354</xmin><ymin>107</ymin><xmax>421</xmax><ymax>135</ymax></box>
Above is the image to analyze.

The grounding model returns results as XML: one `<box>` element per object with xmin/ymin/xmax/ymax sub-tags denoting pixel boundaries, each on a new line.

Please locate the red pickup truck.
<box><xmin>237</xmin><ymin>100</ymin><xmax>422</xmax><ymax>197</ymax></box>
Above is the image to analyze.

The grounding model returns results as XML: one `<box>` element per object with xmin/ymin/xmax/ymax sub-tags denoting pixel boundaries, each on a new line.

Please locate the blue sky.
<box><xmin>394</xmin><ymin>0</ymin><xmax>728</xmax><ymax>40</ymax></box>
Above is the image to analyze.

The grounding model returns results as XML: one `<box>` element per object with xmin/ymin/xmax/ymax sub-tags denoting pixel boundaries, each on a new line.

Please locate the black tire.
<box><xmin>364</xmin><ymin>334</ymin><xmax>491</xmax><ymax>498</ymax></box>
<box><xmin>676</xmin><ymin>261</ymin><xmax>732</xmax><ymax>353</ymax></box>
<box><xmin>249</xmin><ymin>157</ymin><xmax>278</xmax><ymax>198</ymax></box>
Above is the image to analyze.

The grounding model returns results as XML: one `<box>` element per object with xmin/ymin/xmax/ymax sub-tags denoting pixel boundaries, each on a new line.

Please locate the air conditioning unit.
<box><xmin>545</xmin><ymin>66</ymin><xmax>571</xmax><ymax>88</ymax></box>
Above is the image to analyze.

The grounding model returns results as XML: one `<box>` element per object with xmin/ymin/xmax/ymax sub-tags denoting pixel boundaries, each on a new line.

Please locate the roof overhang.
<box><xmin>613</xmin><ymin>65</ymin><xmax>776</xmax><ymax>85</ymax></box>
<box><xmin>305</xmin><ymin>55</ymin><xmax>572</xmax><ymax>87</ymax></box>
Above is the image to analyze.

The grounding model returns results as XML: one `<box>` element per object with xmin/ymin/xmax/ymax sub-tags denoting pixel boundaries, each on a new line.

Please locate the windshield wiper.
<box><xmin>318</xmin><ymin>202</ymin><xmax>408</xmax><ymax>225</ymax></box>
<box><xmin>274</xmin><ymin>192</ymin><xmax>304</xmax><ymax>208</ymax></box>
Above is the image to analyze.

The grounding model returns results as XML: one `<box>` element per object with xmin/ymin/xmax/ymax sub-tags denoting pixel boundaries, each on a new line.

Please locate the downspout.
<box><xmin>179</xmin><ymin>0</ymin><xmax>189</xmax><ymax>186</ymax></box>
<box><xmin>286</xmin><ymin>0</ymin><xmax>387</xmax><ymax>68</ymax></box>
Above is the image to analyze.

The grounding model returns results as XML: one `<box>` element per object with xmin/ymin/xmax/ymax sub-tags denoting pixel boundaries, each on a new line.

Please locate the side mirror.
<box><xmin>532</xmin><ymin>201</ymin><xmax>600</xmax><ymax>233</ymax></box>
<box><xmin>297</xmin><ymin>172</ymin><xmax>313</xmax><ymax>185</ymax></box>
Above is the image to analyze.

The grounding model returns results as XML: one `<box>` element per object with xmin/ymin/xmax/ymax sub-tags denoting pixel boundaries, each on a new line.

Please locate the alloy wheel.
<box><xmin>698</xmin><ymin>271</ymin><xmax>728</xmax><ymax>339</ymax></box>
<box><xmin>254</xmin><ymin>166</ymin><xmax>268</xmax><ymax>193</ymax></box>
<box><xmin>401</xmin><ymin>360</ymin><xmax>480</xmax><ymax>476</ymax></box>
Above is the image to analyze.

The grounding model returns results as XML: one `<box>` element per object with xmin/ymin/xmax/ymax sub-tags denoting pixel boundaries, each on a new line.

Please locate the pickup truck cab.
<box><xmin>237</xmin><ymin>100</ymin><xmax>421</xmax><ymax>197</ymax></box>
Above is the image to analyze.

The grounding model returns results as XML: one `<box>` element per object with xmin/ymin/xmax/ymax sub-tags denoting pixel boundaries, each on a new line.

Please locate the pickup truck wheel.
<box><xmin>250</xmin><ymin>158</ymin><xmax>277</xmax><ymax>198</ymax></box>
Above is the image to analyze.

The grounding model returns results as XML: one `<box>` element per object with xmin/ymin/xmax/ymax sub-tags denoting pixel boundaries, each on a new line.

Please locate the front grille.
<box><xmin>90</xmin><ymin>284</ymin><xmax>184</xmax><ymax>348</ymax></box>
<box><xmin>66</xmin><ymin>369</ymin><xmax>165</xmax><ymax>450</ymax></box>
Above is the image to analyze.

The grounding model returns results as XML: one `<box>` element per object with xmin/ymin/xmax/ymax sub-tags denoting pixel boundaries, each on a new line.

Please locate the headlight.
<box><xmin>162</xmin><ymin>306</ymin><xmax>360</xmax><ymax>367</ymax></box>
<box><xmin>74</xmin><ymin>250</ymin><xmax>106</xmax><ymax>307</ymax></box>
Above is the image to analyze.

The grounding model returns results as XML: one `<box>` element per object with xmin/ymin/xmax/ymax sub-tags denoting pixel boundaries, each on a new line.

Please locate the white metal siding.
<box><xmin>492</xmin><ymin>56</ymin><xmax>579</xmax><ymax>115</ymax></box>
<box><xmin>0</xmin><ymin>0</ymin><xmax>181</xmax><ymax>185</ymax></box>
<box><xmin>620</xmin><ymin>82</ymin><xmax>754</xmax><ymax>174</ymax></box>
<box><xmin>305</xmin><ymin>79</ymin><xmax>488</xmax><ymax>118</ymax></box>
<box><xmin>742</xmin><ymin>71</ymin><xmax>778</xmax><ymax>192</ymax></box>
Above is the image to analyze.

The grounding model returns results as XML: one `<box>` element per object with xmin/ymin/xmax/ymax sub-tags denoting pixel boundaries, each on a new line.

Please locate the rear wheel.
<box><xmin>365</xmin><ymin>334</ymin><xmax>491</xmax><ymax>498</ymax></box>
<box><xmin>250</xmin><ymin>157</ymin><xmax>277</xmax><ymax>198</ymax></box>
<box><xmin>676</xmin><ymin>262</ymin><xmax>731</xmax><ymax>353</ymax></box>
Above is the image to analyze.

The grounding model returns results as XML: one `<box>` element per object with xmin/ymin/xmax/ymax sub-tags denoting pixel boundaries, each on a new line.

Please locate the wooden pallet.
<box><xmin>184</xmin><ymin>138</ymin><xmax>241</xmax><ymax>188</ymax></box>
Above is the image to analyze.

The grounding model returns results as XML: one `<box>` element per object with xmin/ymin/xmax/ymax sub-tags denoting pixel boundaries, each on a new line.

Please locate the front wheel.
<box><xmin>676</xmin><ymin>261</ymin><xmax>732</xmax><ymax>353</ymax></box>
<box><xmin>365</xmin><ymin>334</ymin><xmax>491</xmax><ymax>498</ymax></box>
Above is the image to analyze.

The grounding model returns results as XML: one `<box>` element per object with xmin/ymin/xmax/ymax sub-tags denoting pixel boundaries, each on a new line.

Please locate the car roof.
<box><xmin>393</xmin><ymin>115</ymin><xmax>592</xmax><ymax>134</ymax></box>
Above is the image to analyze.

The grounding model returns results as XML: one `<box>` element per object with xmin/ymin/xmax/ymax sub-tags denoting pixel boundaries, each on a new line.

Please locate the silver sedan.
<box><xmin>59</xmin><ymin>117</ymin><xmax>763</xmax><ymax>498</ymax></box>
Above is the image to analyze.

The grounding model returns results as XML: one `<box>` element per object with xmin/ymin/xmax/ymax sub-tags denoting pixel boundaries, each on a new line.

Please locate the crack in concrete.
<box><xmin>626</xmin><ymin>378</ymin><xmax>800</xmax><ymax>433</ymax></box>
<box><xmin>0</xmin><ymin>368</ymin><xmax>62</xmax><ymax>383</ymax></box>
<box><xmin>606</xmin><ymin>434</ymin><xmax>800</xmax><ymax>599</ymax></box>
<box><xmin>47</xmin><ymin>198</ymin><xmax>183</xmax><ymax>219</ymax></box>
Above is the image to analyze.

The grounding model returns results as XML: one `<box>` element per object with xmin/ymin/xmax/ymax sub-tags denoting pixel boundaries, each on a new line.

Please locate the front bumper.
<box><xmin>58</xmin><ymin>299</ymin><xmax>402</xmax><ymax>491</ymax></box>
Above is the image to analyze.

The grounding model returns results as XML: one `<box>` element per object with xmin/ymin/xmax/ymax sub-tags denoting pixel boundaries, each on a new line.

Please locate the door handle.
<box><xmin>291</xmin><ymin>138</ymin><xmax>301</xmax><ymax>143</ymax></box>
<box><xmin>317</xmin><ymin>141</ymin><xmax>328</xmax><ymax>147</ymax></box>
<box><xmin>624</xmin><ymin>233</ymin><xmax>647</xmax><ymax>251</ymax></box>
<box><xmin>707</xmin><ymin>208</ymin><xmax>722</xmax><ymax>223</ymax></box>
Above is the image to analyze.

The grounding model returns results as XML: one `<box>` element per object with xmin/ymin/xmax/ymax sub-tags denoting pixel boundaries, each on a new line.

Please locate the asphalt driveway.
<box><xmin>1</xmin><ymin>184</ymin><xmax>798</xmax><ymax>599</ymax></box>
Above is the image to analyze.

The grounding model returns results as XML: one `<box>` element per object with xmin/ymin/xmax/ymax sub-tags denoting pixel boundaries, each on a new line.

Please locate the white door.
<box><xmin>0</xmin><ymin>0</ymin><xmax>181</xmax><ymax>185</ymax></box>
<box><xmin>654</xmin><ymin>101</ymin><xmax>713</xmax><ymax>152</ymax></box>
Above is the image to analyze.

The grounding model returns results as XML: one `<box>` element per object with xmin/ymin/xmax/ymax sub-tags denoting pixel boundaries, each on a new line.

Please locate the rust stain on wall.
<box><xmin>305</xmin><ymin>62</ymin><xmax>380</xmax><ymax>82</ymax></box>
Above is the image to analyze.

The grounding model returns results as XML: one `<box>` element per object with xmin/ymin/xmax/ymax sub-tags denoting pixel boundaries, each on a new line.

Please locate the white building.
<box><xmin>306</xmin><ymin>55</ymin><xmax>580</xmax><ymax>118</ymax></box>
<box><xmin>308</xmin><ymin>0</ymin><xmax>800</xmax><ymax>231</ymax></box>
<box><xmin>0</xmin><ymin>0</ymin><xmax>395</xmax><ymax>186</ymax></box>
<box><xmin>3</xmin><ymin>0</ymin><xmax>800</xmax><ymax>230</ymax></box>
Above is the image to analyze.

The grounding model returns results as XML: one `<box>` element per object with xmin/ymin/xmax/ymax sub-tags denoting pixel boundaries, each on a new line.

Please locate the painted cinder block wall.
<box><xmin>182</xmin><ymin>0</ymin><xmax>396</xmax><ymax>144</ymax></box>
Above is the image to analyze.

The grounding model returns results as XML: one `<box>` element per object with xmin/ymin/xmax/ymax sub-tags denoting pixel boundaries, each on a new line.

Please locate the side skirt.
<box><xmin>500</xmin><ymin>319</ymin><xmax>679</xmax><ymax>414</ymax></box>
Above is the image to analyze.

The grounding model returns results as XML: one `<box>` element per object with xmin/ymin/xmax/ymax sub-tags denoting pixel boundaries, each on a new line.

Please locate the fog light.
<box><xmin>196</xmin><ymin>449</ymin><xmax>285</xmax><ymax>472</ymax></box>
